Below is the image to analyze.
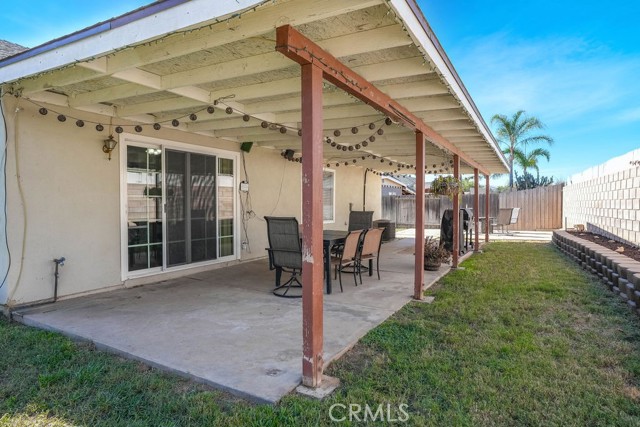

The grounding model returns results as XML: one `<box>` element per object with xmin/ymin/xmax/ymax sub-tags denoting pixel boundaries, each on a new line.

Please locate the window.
<box><xmin>323</xmin><ymin>170</ymin><xmax>335</xmax><ymax>223</ymax></box>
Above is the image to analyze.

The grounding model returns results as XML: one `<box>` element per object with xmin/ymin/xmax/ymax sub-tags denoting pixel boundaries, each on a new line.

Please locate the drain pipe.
<box><xmin>363</xmin><ymin>168</ymin><xmax>369</xmax><ymax>210</ymax></box>
<box><xmin>52</xmin><ymin>257</ymin><xmax>65</xmax><ymax>301</ymax></box>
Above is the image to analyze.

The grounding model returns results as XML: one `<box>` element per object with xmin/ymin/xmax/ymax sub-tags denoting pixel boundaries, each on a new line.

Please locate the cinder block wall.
<box><xmin>563</xmin><ymin>149</ymin><xmax>640</xmax><ymax>246</ymax></box>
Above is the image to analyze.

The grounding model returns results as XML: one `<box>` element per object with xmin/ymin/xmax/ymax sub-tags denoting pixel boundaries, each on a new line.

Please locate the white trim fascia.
<box><xmin>388</xmin><ymin>0</ymin><xmax>509</xmax><ymax>172</ymax></box>
<box><xmin>0</xmin><ymin>0</ymin><xmax>263</xmax><ymax>84</ymax></box>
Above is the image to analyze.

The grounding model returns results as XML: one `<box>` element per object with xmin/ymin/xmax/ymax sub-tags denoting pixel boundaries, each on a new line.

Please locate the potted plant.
<box><xmin>430</xmin><ymin>175</ymin><xmax>462</xmax><ymax>199</ymax></box>
<box><xmin>424</xmin><ymin>236</ymin><xmax>451</xmax><ymax>271</ymax></box>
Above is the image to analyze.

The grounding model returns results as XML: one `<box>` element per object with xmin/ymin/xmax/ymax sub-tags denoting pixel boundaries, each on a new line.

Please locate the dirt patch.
<box><xmin>567</xmin><ymin>231</ymin><xmax>640</xmax><ymax>263</ymax></box>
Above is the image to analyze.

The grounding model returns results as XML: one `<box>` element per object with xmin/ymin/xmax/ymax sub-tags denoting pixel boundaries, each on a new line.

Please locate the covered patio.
<box><xmin>0</xmin><ymin>0</ymin><xmax>508</xmax><ymax>395</ymax></box>
<box><xmin>13</xmin><ymin>238</ymin><xmax>454</xmax><ymax>403</ymax></box>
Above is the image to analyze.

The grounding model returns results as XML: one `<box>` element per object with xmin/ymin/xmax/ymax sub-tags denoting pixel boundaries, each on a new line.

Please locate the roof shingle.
<box><xmin>0</xmin><ymin>40</ymin><xmax>27</xmax><ymax>60</ymax></box>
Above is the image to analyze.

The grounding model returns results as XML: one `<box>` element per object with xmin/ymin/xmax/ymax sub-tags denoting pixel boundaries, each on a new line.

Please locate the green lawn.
<box><xmin>2</xmin><ymin>242</ymin><xmax>640</xmax><ymax>426</ymax></box>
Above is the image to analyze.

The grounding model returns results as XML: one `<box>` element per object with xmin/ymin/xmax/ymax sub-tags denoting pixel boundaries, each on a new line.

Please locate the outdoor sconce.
<box><xmin>102</xmin><ymin>135</ymin><xmax>118</xmax><ymax>160</ymax></box>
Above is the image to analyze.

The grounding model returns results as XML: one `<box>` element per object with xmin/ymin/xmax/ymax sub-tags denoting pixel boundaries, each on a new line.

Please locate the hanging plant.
<box><xmin>430</xmin><ymin>175</ymin><xmax>462</xmax><ymax>199</ymax></box>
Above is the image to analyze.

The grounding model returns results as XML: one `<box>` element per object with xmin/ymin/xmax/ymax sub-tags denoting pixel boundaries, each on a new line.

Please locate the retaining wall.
<box><xmin>553</xmin><ymin>230</ymin><xmax>640</xmax><ymax>316</ymax></box>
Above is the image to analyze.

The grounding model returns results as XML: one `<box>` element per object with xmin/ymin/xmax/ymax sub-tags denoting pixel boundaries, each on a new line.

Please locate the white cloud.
<box><xmin>450</xmin><ymin>33</ymin><xmax>640</xmax><ymax>127</ymax></box>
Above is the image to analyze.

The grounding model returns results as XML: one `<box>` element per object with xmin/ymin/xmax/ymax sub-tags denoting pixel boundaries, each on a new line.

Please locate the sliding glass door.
<box><xmin>125</xmin><ymin>143</ymin><xmax>235</xmax><ymax>275</ymax></box>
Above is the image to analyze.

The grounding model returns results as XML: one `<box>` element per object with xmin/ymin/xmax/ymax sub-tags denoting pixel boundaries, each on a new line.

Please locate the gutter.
<box><xmin>0</xmin><ymin>0</ymin><xmax>190</xmax><ymax>68</ymax></box>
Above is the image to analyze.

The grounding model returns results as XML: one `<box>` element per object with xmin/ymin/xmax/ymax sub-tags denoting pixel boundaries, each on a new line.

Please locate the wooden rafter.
<box><xmin>275</xmin><ymin>24</ymin><xmax>489</xmax><ymax>175</ymax></box>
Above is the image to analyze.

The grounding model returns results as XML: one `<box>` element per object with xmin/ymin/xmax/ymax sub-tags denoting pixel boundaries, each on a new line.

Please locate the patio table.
<box><xmin>295</xmin><ymin>229</ymin><xmax>347</xmax><ymax>294</ymax></box>
<box><xmin>323</xmin><ymin>230</ymin><xmax>347</xmax><ymax>294</ymax></box>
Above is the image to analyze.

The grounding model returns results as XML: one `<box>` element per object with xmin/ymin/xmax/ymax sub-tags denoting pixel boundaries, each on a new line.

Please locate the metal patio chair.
<box><xmin>264</xmin><ymin>216</ymin><xmax>303</xmax><ymax>298</ymax></box>
<box><xmin>331</xmin><ymin>229</ymin><xmax>365</xmax><ymax>292</ymax></box>
<box><xmin>495</xmin><ymin>207</ymin><xmax>520</xmax><ymax>235</ymax></box>
<box><xmin>360</xmin><ymin>227</ymin><xmax>384</xmax><ymax>280</ymax></box>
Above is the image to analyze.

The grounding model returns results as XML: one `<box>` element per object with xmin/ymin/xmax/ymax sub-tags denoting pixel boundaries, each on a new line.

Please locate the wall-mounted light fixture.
<box><xmin>102</xmin><ymin>135</ymin><xmax>118</xmax><ymax>160</ymax></box>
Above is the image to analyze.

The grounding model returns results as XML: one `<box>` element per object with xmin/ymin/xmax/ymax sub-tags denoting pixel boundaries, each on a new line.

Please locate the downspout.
<box><xmin>0</xmin><ymin>94</ymin><xmax>11</xmax><ymax>304</ymax></box>
<box><xmin>363</xmin><ymin>168</ymin><xmax>368</xmax><ymax>211</ymax></box>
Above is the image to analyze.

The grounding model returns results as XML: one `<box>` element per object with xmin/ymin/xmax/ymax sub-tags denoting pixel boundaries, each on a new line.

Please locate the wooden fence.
<box><xmin>382</xmin><ymin>193</ymin><xmax>499</xmax><ymax>228</ymax></box>
<box><xmin>498</xmin><ymin>184</ymin><xmax>563</xmax><ymax>230</ymax></box>
<box><xmin>382</xmin><ymin>184</ymin><xmax>563</xmax><ymax>230</ymax></box>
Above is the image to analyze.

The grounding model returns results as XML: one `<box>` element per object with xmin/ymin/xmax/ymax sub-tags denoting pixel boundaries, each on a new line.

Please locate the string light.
<box><xmin>24</xmin><ymin>86</ymin><xmax>414</xmax><ymax>174</ymax></box>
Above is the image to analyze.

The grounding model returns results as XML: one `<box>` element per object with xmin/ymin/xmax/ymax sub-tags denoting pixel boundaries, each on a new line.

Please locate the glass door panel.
<box><xmin>218</xmin><ymin>158</ymin><xmax>234</xmax><ymax>257</ymax></box>
<box><xmin>126</xmin><ymin>146</ymin><xmax>162</xmax><ymax>271</ymax></box>
<box><xmin>166</xmin><ymin>150</ymin><xmax>187</xmax><ymax>267</ymax></box>
<box><xmin>166</xmin><ymin>150</ymin><xmax>217</xmax><ymax>266</ymax></box>
<box><xmin>190</xmin><ymin>153</ymin><xmax>217</xmax><ymax>262</ymax></box>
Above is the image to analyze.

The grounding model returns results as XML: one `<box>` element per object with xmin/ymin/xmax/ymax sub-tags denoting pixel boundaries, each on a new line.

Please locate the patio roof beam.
<box><xmin>275</xmin><ymin>25</ymin><xmax>489</xmax><ymax>175</ymax></box>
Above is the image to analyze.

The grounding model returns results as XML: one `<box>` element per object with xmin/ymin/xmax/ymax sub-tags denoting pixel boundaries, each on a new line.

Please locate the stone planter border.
<box><xmin>553</xmin><ymin>230</ymin><xmax>640</xmax><ymax>316</ymax></box>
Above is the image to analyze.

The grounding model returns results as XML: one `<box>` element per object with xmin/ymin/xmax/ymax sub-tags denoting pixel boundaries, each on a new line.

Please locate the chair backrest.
<box><xmin>361</xmin><ymin>228</ymin><xmax>383</xmax><ymax>257</ymax></box>
<box><xmin>264</xmin><ymin>216</ymin><xmax>302</xmax><ymax>269</ymax></box>
<box><xmin>510</xmin><ymin>207</ymin><xmax>520</xmax><ymax>224</ymax></box>
<box><xmin>496</xmin><ymin>208</ymin><xmax>513</xmax><ymax>226</ymax></box>
<box><xmin>342</xmin><ymin>230</ymin><xmax>364</xmax><ymax>260</ymax></box>
<box><xmin>348</xmin><ymin>211</ymin><xmax>373</xmax><ymax>232</ymax></box>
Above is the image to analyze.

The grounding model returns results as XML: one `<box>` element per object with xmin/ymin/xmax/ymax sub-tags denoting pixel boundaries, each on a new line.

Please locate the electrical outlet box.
<box><xmin>240</xmin><ymin>182</ymin><xmax>249</xmax><ymax>192</ymax></box>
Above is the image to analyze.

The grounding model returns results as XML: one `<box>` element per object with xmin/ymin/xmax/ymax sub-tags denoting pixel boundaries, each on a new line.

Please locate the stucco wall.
<box><xmin>0</xmin><ymin>97</ymin><xmax>381</xmax><ymax>306</ymax></box>
<box><xmin>233</xmin><ymin>145</ymin><xmax>382</xmax><ymax>259</ymax></box>
<box><xmin>563</xmin><ymin>148</ymin><xmax>640</xmax><ymax>246</ymax></box>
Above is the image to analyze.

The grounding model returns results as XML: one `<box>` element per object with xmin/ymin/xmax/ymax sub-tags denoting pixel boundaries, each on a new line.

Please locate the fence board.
<box><xmin>497</xmin><ymin>184</ymin><xmax>563</xmax><ymax>230</ymax></box>
<box><xmin>381</xmin><ymin>193</ymin><xmax>499</xmax><ymax>228</ymax></box>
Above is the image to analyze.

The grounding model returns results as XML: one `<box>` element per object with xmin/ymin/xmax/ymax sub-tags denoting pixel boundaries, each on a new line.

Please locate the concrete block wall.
<box><xmin>563</xmin><ymin>149</ymin><xmax>640</xmax><ymax>246</ymax></box>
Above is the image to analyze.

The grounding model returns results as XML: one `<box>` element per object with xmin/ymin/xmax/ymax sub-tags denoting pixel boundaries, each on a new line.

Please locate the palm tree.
<box><xmin>513</xmin><ymin>147</ymin><xmax>551</xmax><ymax>188</ymax></box>
<box><xmin>491</xmin><ymin>110</ymin><xmax>553</xmax><ymax>188</ymax></box>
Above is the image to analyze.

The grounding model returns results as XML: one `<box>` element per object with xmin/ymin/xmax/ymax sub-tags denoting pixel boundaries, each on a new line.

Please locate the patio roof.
<box><xmin>0</xmin><ymin>0</ymin><xmax>508</xmax><ymax>175</ymax></box>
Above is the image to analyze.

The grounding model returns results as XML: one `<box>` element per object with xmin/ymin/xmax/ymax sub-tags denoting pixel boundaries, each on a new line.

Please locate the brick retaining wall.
<box><xmin>553</xmin><ymin>230</ymin><xmax>640</xmax><ymax>316</ymax></box>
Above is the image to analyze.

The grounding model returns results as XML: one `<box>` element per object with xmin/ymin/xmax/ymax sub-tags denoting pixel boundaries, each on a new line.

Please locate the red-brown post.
<box><xmin>452</xmin><ymin>155</ymin><xmax>460</xmax><ymax>268</ymax></box>
<box><xmin>414</xmin><ymin>132</ymin><xmax>425</xmax><ymax>300</ymax></box>
<box><xmin>300</xmin><ymin>62</ymin><xmax>324</xmax><ymax>388</ymax></box>
<box><xmin>485</xmin><ymin>174</ymin><xmax>490</xmax><ymax>242</ymax></box>
<box><xmin>473</xmin><ymin>168</ymin><xmax>480</xmax><ymax>252</ymax></box>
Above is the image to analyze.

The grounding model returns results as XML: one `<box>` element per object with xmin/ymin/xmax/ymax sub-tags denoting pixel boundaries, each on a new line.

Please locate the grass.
<box><xmin>2</xmin><ymin>242</ymin><xmax>640</xmax><ymax>426</ymax></box>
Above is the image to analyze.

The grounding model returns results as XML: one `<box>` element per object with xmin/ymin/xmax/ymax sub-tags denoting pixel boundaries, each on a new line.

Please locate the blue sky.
<box><xmin>418</xmin><ymin>0</ymin><xmax>640</xmax><ymax>182</ymax></box>
<box><xmin>2</xmin><ymin>1</ymin><xmax>639</xmax><ymax>182</ymax></box>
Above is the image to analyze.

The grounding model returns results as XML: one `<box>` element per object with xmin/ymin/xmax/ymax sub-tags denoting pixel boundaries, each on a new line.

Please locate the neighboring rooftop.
<box><xmin>0</xmin><ymin>40</ymin><xmax>27</xmax><ymax>61</ymax></box>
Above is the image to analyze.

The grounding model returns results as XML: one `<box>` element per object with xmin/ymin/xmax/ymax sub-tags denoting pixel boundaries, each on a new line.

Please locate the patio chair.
<box><xmin>360</xmin><ymin>227</ymin><xmax>384</xmax><ymax>280</ymax></box>
<box><xmin>348</xmin><ymin>211</ymin><xmax>374</xmax><ymax>231</ymax></box>
<box><xmin>264</xmin><ymin>216</ymin><xmax>303</xmax><ymax>298</ymax></box>
<box><xmin>331</xmin><ymin>229</ymin><xmax>365</xmax><ymax>292</ymax></box>
<box><xmin>494</xmin><ymin>208</ymin><xmax>520</xmax><ymax>235</ymax></box>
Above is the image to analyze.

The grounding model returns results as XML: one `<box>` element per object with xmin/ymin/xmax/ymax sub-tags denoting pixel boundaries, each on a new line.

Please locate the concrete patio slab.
<box><xmin>13</xmin><ymin>238</ymin><xmax>450</xmax><ymax>404</ymax></box>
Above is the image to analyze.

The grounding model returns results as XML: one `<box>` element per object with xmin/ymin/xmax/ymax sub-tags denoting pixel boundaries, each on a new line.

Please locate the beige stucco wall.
<box><xmin>0</xmin><ymin>97</ymin><xmax>381</xmax><ymax>307</ymax></box>
<box><xmin>226</xmin><ymin>145</ymin><xmax>382</xmax><ymax>259</ymax></box>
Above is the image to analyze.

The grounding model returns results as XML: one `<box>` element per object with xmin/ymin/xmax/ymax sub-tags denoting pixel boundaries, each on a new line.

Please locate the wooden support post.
<box><xmin>300</xmin><ymin>62</ymin><xmax>324</xmax><ymax>388</ymax></box>
<box><xmin>485</xmin><ymin>174</ymin><xmax>490</xmax><ymax>242</ymax></box>
<box><xmin>414</xmin><ymin>132</ymin><xmax>425</xmax><ymax>300</ymax></box>
<box><xmin>452</xmin><ymin>154</ymin><xmax>460</xmax><ymax>268</ymax></box>
<box><xmin>474</xmin><ymin>168</ymin><xmax>480</xmax><ymax>252</ymax></box>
